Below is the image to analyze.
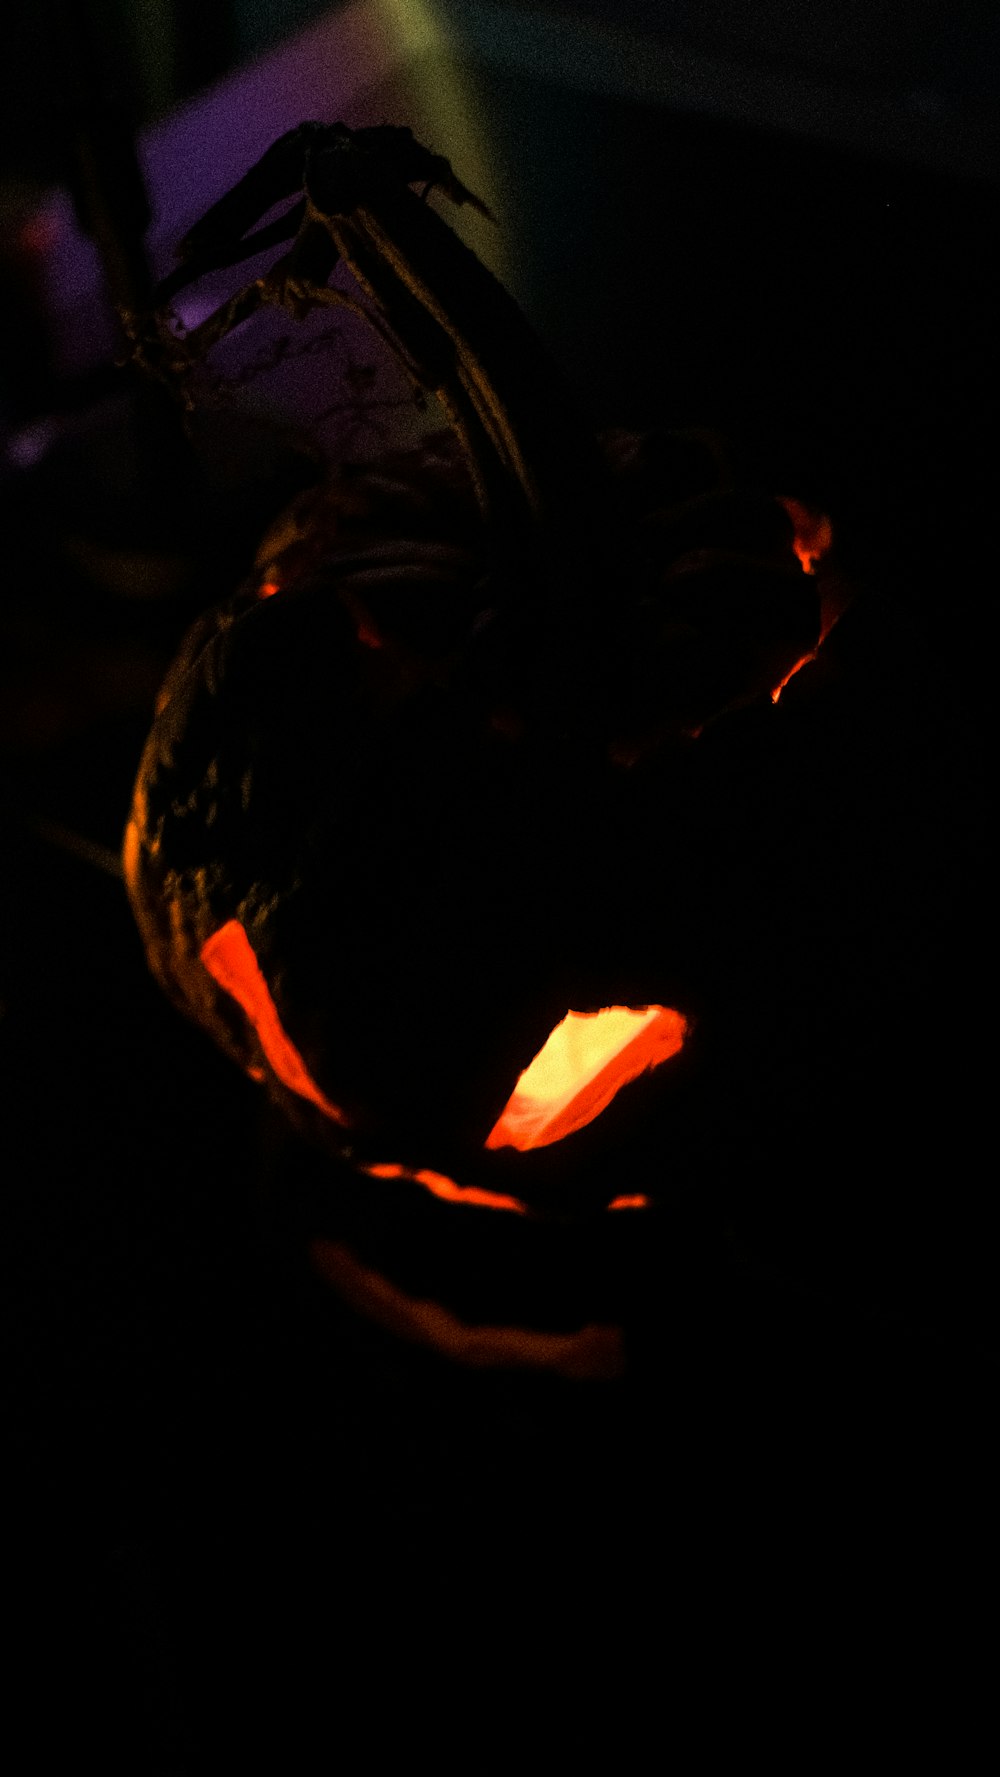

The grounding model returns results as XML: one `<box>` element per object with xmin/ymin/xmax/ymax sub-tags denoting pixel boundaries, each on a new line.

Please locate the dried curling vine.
<box><xmin>123</xmin><ymin>122</ymin><xmax>835</xmax><ymax>1377</ymax></box>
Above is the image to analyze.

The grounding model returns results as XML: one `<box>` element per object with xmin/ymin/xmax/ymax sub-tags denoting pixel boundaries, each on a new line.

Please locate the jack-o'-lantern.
<box><xmin>123</xmin><ymin>124</ymin><xmax>835</xmax><ymax>1377</ymax></box>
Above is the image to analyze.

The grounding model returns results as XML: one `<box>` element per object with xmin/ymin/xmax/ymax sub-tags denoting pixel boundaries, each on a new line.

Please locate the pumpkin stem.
<box><xmin>130</xmin><ymin>123</ymin><xmax>609</xmax><ymax>570</ymax></box>
<box><xmin>323</xmin><ymin>183</ymin><xmax>607</xmax><ymax>551</ymax></box>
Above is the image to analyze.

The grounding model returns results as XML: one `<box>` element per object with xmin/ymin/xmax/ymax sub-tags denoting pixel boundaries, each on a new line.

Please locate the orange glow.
<box><xmin>486</xmin><ymin>1005</ymin><xmax>687</xmax><ymax>1153</ymax></box>
<box><xmin>257</xmin><ymin>580</ymin><xmax>280</xmax><ymax>599</ymax></box>
<box><xmin>309</xmin><ymin>1238</ymin><xmax>625</xmax><ymax>1379</ymax></box>
<box><xmin>200</xmin><ymin>919</ymin><xmax>350</xmax><ymax>1125</ymax></box>
<box><xmin>779</xmin><ymin>497</ymin><xmax>833</xmax><ymax>576</ymax></box>
<box><xmin>770</xmin><ymin>566</ymin><xmax>850</xmax><ymax>701</ymax></box>
<box><xmin>361</xmin><ymin>1161</ymin><xmax>528</xmax><ymax>1215</ymax></box>
<box><xmin>361</xmin><ymin>1165</ymin><xmax>651</xmax><ymax>1216</ymax></box>
<box><xmin>337</xmin><ymin>588</ymin><xmax>383</xmax><ymax>648</ymax></box>
<box><xmin>122</xmin><ymin>815</ymin><xmax>141</xmax><ymax>891</ymax></box>
<box><xmin>771</xmin><ymin>650</ymin><xmax>818</xmax><ymax>703</ymax></box>
<box><xmin>770</xmin><ymin>498</ymin><xmax>838</xmax><ymax>702</ymax></box>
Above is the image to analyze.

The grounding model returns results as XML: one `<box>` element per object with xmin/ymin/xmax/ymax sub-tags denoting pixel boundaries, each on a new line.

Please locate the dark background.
<box><xmin>2</xmin><ymin>3</ymin><xmax>996</xmax><ymax>1764</ymax></box>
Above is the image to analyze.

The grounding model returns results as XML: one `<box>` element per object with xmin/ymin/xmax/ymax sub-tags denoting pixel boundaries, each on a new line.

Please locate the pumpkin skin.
<box><xmin>123</xmin><ymin>125</ymin><xmax>827</xmax><ymax>1370</ymax></box>
<box><xmin>124</xmin><ymin>428</ymin><xmax>820</xmax><ymax>1373</ymax></box>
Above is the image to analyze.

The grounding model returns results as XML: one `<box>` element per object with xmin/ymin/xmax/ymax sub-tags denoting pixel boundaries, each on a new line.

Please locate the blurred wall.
<box><xmin>2</xmin><ymin>1</ymin><xmax>998</xmax><ymax>188</ymax></box>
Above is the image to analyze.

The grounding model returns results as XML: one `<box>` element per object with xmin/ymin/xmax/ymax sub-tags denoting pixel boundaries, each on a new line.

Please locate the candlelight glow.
<box><xmin>770</xmin><ymin>498</ymin><xmax>837</xmax><ymax>701</ymax></box>
<box><xmin>486</xmin><ymin>1005</ymin><xmax>687</xmax><ymax>1152</ymax></box>
<box><xmin>362</xmin><ymin>1160</ymin><xmax>528</xmax><ymax>1214</ymax></box>
<box><xmin>201</xmin><ymin>919</ymin><xmax>350</xmax><ymax>1125</ymax></box>
<box><xmin>359</xmin><ymin>1163</ymin><xmax>651</xmax><ymax>1215</ymax></box>
<box><xmin>771</xmin><ymin>649</ymin><xmax>818</xmax><ymax>703</ymax></box>
<box><xmin>198</xmin><ymin>922</ymin><xmax>672</xmax><ymax>1193</ymax></box>
<box><xmin>779</xmin><ymin>497</ymin><xmax>833</xmax><ymax>576</ymax></box>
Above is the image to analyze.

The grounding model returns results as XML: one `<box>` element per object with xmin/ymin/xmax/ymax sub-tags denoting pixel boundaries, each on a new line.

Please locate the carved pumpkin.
<box><xmin>123</xmin><ymin>124</ymin><xmax>833</xmax><ymax>1375</ymax></box>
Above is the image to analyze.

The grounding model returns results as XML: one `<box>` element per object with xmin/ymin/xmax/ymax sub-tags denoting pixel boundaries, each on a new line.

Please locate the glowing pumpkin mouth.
<box><xmin>361</xmin><ymin>1162</ymin><xmax>527</xmax><ymax>1215</ymax></box>
<box><xmin>358</xmin><ymin>1161</ymin><xmax>650</xmax><ymax>1216</ymax></box>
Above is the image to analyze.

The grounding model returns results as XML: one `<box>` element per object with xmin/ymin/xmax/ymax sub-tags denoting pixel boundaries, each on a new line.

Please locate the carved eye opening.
<box><xmin>201</xmin><ymin>920</ymin><xmax>686</xmax><ymax>1210</ymax></box>
<box><xmin>484</xmin><ymin>1004</ymin><xmax>687</xmax><ymax>1153</ymax></box>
